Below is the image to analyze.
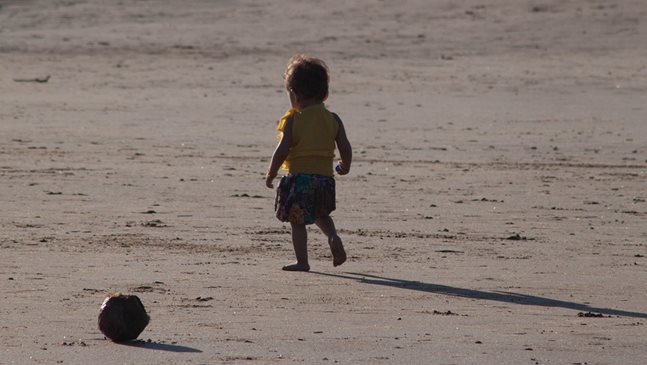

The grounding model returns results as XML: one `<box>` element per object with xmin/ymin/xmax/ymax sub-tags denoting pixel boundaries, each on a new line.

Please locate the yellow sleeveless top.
<box><xmin>277</xmin><ymin>104</ymin><xmax>338</xmax><ymax>176</ymax></box>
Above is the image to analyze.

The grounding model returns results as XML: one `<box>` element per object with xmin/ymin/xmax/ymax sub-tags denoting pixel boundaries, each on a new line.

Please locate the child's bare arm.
<box><xmin>266</xmin><ymin>117</ymin><xmax>293</xmax><ymax>188</ymax></box>
<box><xmin>333</xmin><ymin>113</ymin><xmax>352</xmax><ymax>175</ymax></box>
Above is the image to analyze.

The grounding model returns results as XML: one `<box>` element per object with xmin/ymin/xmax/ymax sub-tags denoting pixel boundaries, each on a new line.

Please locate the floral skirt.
<box><xmin>275</xmin><ymin>174</ymin><xmax>336</xmax><ymax>225</ymax></box>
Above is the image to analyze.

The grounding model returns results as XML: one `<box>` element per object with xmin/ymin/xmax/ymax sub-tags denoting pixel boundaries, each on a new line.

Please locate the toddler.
<box><xmin>265</xmin><ymin>55</ymin><xmax>352</xmax><ymax>272</ymax></box>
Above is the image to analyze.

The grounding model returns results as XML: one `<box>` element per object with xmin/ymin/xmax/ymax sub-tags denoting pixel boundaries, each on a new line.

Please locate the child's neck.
<box><xmin>295</xmin><ymin>99</ymin><xmax>322</xmax><ymax>111</ymax></box>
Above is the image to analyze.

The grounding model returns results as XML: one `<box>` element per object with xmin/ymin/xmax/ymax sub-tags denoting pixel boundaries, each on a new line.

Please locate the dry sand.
<box><xmin>1</xmin><ymin>0</ymin><xmax>646</xmax><ymax>364</ymax></box>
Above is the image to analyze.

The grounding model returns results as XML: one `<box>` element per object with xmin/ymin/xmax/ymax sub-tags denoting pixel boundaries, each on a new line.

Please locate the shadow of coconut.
<box><xmin>122</xmin><ymin>340</ymin><xmax>202</xmax><ymax>353</ymax></box>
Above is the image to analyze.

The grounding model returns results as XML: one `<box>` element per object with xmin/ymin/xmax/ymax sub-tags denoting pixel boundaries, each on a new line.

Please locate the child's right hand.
<box><xmin>265</xmin><ymin>173</ymin><xmax>276</xmax><ymax>188</ymax></box>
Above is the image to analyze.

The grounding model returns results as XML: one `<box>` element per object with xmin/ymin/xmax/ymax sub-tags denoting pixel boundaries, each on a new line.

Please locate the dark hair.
<box><xmin>284</xmin><ymin>55</ymin><xmax>329</xmax><ymax>102</ymax></box>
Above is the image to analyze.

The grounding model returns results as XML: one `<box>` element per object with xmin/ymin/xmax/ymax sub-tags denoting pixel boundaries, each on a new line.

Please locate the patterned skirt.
<box><xmin>275</xmin><ymin>174</ymin><xmax>336</xmax><ymax>225</ymax></box>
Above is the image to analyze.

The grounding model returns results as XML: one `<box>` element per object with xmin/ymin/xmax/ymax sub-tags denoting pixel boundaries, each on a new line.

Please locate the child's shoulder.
<box><xmin>278</xmin><ymin>109</ymin><xmax>297</xmax><ymax>132</ymax></box>
<box><xmin>322</xmin><ymin>105</ymin><xmax>340</xmax><ymax>119</ymax></box>
<box><xmin>328</xmin><ymin>110</ymin><xmax>343</xmax><ymax>125</ymax></box>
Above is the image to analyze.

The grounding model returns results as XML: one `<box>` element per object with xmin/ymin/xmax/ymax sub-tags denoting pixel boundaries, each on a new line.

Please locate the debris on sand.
<box><xmin>506</xmin><ymin>233</ymin><xmax>526</xmax><ymax>240</ymax></box>
<box><xmin>577</xmin><ymin>312</ymin><xmax>610</xmax><ymax>318</ymax></box>
<box><xmin>13</xmin><ymin>75</ymin><xmax>50</xmax><ymax>83</ymax></box>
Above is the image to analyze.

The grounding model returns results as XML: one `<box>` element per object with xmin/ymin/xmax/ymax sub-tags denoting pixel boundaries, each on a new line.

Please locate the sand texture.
<box><xmin>1</xmin><ymin>0</ymin><xmax>646</xmax><ymax>364</ymax></box>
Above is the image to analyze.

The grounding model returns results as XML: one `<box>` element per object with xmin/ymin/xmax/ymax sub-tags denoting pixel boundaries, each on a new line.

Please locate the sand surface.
<box><xmin>1</xmin><ymin>0</ymin><xmax>646</xmax><ymax>364</ymax></box>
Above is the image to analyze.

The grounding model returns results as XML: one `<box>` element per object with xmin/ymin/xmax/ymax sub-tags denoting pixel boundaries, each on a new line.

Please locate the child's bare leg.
<box><xmin>315</xmin><ymin>216</ymin><xmax>346</xmax><ymax>267</ymax></box>
<box><xmin>283</xmin><ymin>222</ymin><xmax>310</xmax><ymax>271</ymax></box>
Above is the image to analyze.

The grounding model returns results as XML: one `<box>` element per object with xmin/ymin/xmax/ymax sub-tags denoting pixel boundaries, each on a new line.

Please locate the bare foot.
<box><xmin>329</xmin><ymin>236</ymin><xmax>346</xmax><ymax>267</ymax></box>
<box><xmin>282</xmin><ymin>263</ymin><xmax>310</xmax><ymax>272</ymax></box>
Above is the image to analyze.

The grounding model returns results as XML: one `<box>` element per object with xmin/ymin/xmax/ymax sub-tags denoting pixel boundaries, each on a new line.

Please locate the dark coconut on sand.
<box><xmin>98</xmin><ymin>294</ymin><xmax>150</xmax><ymax>342</ymax></box>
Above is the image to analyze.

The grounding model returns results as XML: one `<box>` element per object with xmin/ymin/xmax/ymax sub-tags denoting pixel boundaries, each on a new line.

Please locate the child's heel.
<box><xmin>329</xmin><ymin>236</ymin><xmax>346</xmax><ymax>267</ymax></box>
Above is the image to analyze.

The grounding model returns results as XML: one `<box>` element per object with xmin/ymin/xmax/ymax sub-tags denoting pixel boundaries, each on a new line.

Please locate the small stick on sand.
<box><xmin>13</xmin><ymin>75</ymin><xmax>50</xmax><ymax>83</ymax></box>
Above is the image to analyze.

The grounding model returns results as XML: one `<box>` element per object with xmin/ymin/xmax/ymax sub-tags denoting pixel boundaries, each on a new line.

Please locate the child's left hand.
<box><xmin>336</xmin><ymin>161</ymin><xmax>350</xmax><ymax>175</ymax></box>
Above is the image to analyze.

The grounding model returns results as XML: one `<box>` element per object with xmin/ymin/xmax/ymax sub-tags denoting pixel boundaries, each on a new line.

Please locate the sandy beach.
<box><xmin>1</xmin><ymin>0</ymin><xmax>646</xmax><ymax>364</ymax></box>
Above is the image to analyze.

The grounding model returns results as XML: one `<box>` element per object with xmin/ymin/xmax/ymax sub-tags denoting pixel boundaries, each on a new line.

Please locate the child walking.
<box><xmin>265</xmin><ymin>55</ymin><xmax>352</xmax><ymax>272</ymax></box>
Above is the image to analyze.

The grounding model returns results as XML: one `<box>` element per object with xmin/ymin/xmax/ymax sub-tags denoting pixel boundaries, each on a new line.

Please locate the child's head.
<box><xmin>284</xmin><ymin>55</ymin><xmax>329</xmax><ymax>106</ymax></box>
